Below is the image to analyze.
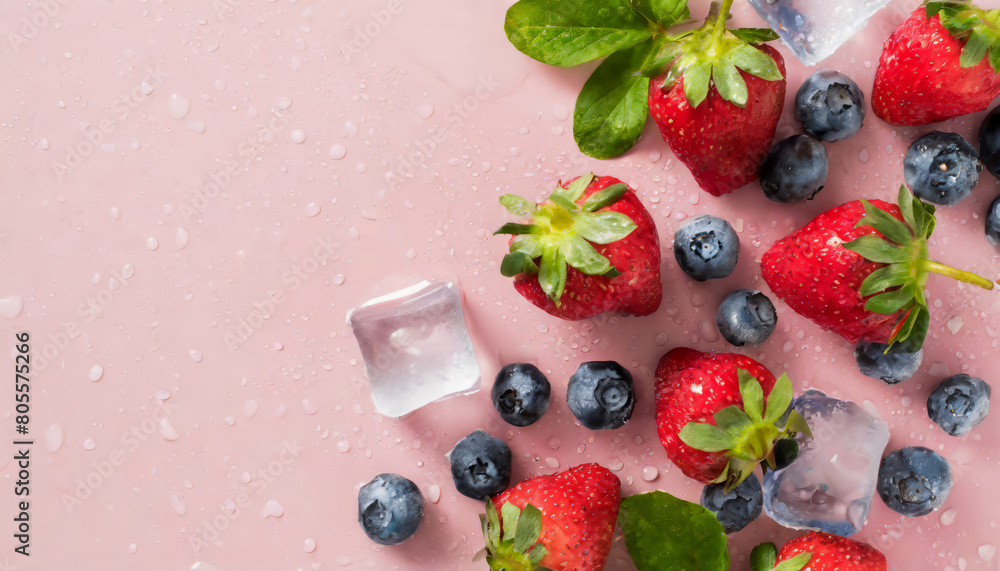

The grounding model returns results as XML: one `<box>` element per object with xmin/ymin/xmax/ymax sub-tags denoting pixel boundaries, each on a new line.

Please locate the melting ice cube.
<box><xmin>747</xmin><ymin>0</ymin><xmax>892</xmax><ymax>66</ymax></box>
<box><xmin>347</xmin><ymin>280</ymin><xmax>480</xmax><ymax>417</ymax></box>
<box><xmin>763</xmin><ymin>390</ymin><xmax>890</xmax><ymax>536</ymax></box>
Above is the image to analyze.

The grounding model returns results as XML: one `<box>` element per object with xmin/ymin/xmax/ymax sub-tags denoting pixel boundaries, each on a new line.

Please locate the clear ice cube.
<box><xmin>762</xmin><ymin>390</ymin><xmax>890</xmax><ymax>536</ymax></box>
<box><xmin>747</xmin><ymin>0</ymin><xmax>893</xmax><ymax>66</ymax></box>
<box><xmin>347</xmin><ymin>280</ymin><xmax>481</xmax><ymax>417</ymax></box>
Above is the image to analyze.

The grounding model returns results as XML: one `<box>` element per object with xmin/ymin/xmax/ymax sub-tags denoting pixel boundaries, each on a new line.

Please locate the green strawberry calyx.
<box><xmin>749</xmin><ymin>542</ymin><xmax>813</xmax><ymax>571</ymax></box>
<box><xmin>843</xmin><ymin>185</ymin><xmax>995</xmax><ymax>351</ymax></box>
<box><xmin>645</xmin><ymin>0</ymin><xmax>784</xmax><ymax>108</ymax></box>
<box><xmin>678</xmin><ymin>368</ymin><xmax>812</xmax><ymax>491</ymax></box>
<box><xmin>927</xmin><ymin>1</ymin><xmax>1000</xmax><ymax>72</ymax></box>
<box><xmin>477</xmin><ymin>499</ymin><xmax>552</xmax><ymax>571</ymax></box>
<box><xmin>494</xmin><ymin>173</ymin><xmax>637</xmax><ymax>306</ymax></box>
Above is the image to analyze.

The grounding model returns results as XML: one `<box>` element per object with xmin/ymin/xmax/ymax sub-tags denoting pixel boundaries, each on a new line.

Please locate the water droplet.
<box><xmin>88</xmin><ymin>365</ymin><xmax>104</xmax><ymax>382</ymax></box>
<box><xmin>122</xmin><ymin>264</ymin><xmax>135</xmax><ymax>279</ymax></box>
<box><xmin>214</xmin><ymin>79</ymin><xmax>227</xmax><ymax>91</ymax></box>
<box><xmin>979</xmin><ymin>544</ymin><xmax>996</xmax><ymax>562</ymax></box>
<box><xmin>171</xmin><ymin>494</ymin><xmax>187</xmax><ymax>516</ymax></box>
<box><xmin>188</xmin><ymin>349</ymin><xmax>203</xmax><ymax>363</ymax></box>
<box><xmin>290</xmin><ymin>129</ymin><xmax>306</xmax><ymax>144</ymax></box>
<box><xmin>128</xmin><ymin>543</ymin><xmax>137</xmax><ymax>554</ymax></box>
<box><xmin>0</xmin><ymin>296</ymin><xmax>24</xmax><ymax>319</ymax></box>
<box><xmin>303</xmin><ymin>538</ymin><xmax>317</xmax><ymax>553</ymax></box>
<box><xmin>276</xmin><ymin>97</ymin><xmax>293</xmax><ymax>110</ymax></box>
<box><xmin>427</xmin><ymin>484</ymin><xmax>441</xmax><ymax>504</ymax></box>
<box><xmin>302</xmin><ymin>399</ymin><xmax>319</xmax><ymax>415</ymax></box>
<box><xmin>333</xmin><ymin>274</ymin><xmax>346</xmax><ymax>286</ymax></box>
<box><xmin>640</xmin><ymin>465</ymin><xmax>659</xmax><ymax>482</ymax></box>
<box><xmin>545</xmin><ymin>457</ymin><xmax>560</xmax><ymax>468</ymax></box>
<box><xmin>305</xmin><ymin>202</ymin><xmax>321</xmax><ymax>217</ymax></box>
<box><xmin>45</xmin><ymin>424</ymin><xmax>64</xmax><ymax>453</ymax></box>
<box><xmin>337</xmin><ymin>440</ymin><xmax>351</xmax><ymax>453</ymax></box>
<box><xmin>186</xmin><ymin>120</ymin><xmax>206</xmax><ymax>133</ymax></box>
<box><xmin>109</xmin><ymin>207</ymin><xmax>121</xmax><ymax>220</ymax></box>
<box><xmin>405</xmin><ymin>248</ymin><xmax>416</xmax><ymax>260</ymax></box>
<box><xmin>261</xmin><ymin>500</ymin><xmax>284</xmax><ymax>518</ymax></box>
<box><xmin>146</xmin><ymin>237</ymin><xmax>159</xmax><ymax>250</ymax></box>
<box><xmin>329</xmin><ymin>144</ymin><xmax>346</xmax><ymax>160</ymax></box>
<box><xmin>168</xmin><ymin>94</ymin><xmax>190</xmax><ymax>119</ymax></box>
<box><xmin>415</xmin><ymin>105</ymin><xmax>435</xmax><ymax>119</ymax></box>
<box><xmin>548</xmin><ymin>437</ymin><xmax>561</xmax><ymax>450</ymax></box>
<box><xmin>939</xmin><ymin>508</ymin><xmax>957</xmax><ymax>526</ymax></box>
<box><xmin>155</xmin><ymin>390</ymin><xmax>171</xmax><ymax>401</ymax></box>
<box><xmin>159</xmin><ymin>419</ymin><xmax>180</xmax><ymax>441</ymax></box>
<box><xmin>175</xmin><ymin>228</ymin><xmax>189</xmax><ymax>250</ymax></box>
<box><xmin>858</xmin><ymin>148</ymin><xmax>870</xmax><ymax>163</ymax></box>
<box><xmin>82</xmin><ymin>437</ymin><xmax>97</xmax><ymax>450</ymax></box>
<box><xmin>244</xmin><ymin>400</ymin><xmax>259</xmax><ymax>419</ymax></box>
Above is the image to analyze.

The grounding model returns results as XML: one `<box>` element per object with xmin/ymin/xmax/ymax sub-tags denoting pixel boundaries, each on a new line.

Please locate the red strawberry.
<box><xmin>495</xmin><ymin>173</ymin><xmax>661</xmax><ymax>321</ymax></box>
<box><xmin>654</xmin><ymin>347</ymin><xmax>810</xmax><ymax>486</ymax></box>
<box><xmin>649</xmin><ymin>43</ymin><xmax>786</xmax><ymax>196</ymax></box>
<box><xmin>750</xmin><ymin>532</ymin><xmax>887</xmax><ymax>571</ymax></box>
<box><xmin>481</xmin><ymin>463</ymin><xmax>620</xmax><ymax>571</ymax></box>
<box><xmin>762</xmin><ymin>186</ymin><xmax>993</xmax><ymax>350</ymax></box>
<box><xmin>872</xmin><ymin>4</ymin><xmax>1000</xmax><ymax>126</ymax></box>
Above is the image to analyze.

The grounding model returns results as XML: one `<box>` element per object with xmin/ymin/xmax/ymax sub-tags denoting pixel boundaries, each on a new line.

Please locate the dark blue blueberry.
<box><xmin>716</xmin><ymin>289</ymin><xmax>777</xmax><ymax>346</ymax></box>
<box><xmin>772</xmin><ymin>438</ymin><xmax>799</xmax><ymax>470</ymax></box>
<box><xmin>927</xmin><ymin>374</ymin><xmax>991</xmax><ymax>437</ymax></box>
<box><xmin>358</xmin><ymin>473</ymin><xmax>424</xmax><ymax>545</ymax></box>
<box><xmin>673</xmin><ymin>215</ymin><xmax>740</xmax><ymax>281</ymax></box>
<box><xmin>491</xmin><ymin>363</ymin><xmax>551</xmax><ymax>427</ymax></box>
<box><xmin>877</xmin><ymin>447</ymin><xmax>952</xmax><ymax>517</ymax></box>
<box><xmin>854</xmin><ymin>341</ymin><xmax>922</xmax><ymax>385</ymax></box>
<box><xmin>449</xmin><ymin>430</ymin><xmax>512</xmax><ymax>501</ymax></box>
<box><xmin>700</xmin><ymin>473</ymin><xmax>763</xmax><ymax>534</ymax></box>
<box><xmin>760</xmin><ymin>135</ymin><xmax>829</xmax><ymax>204</ymax></box>
<box><xmin>567</xmin><ymin>361</ymin><xmax>635</xmax><ymax>430</ymax></box>
<box><xmin>795</xmin><ymin>70</ymin><xmax>866</xmax><ymax>142</ymax></box>
<box><xmin>904</xmin><ymin>131</ymin><xmax>982</xmax><ymax>206</ymax></box>
<box><xmin>986</xmin><ymin>195</ymin><xmax>1000</xmax><ymax>246</ymax></box>
<box><xmin>978</xmin><ymin>105</ymin><xmax>1000</xmax><ymax>178</ymax></box>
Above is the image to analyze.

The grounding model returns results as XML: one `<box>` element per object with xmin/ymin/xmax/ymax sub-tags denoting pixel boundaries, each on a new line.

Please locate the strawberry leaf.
<box><xmin>500</xmin><ymin>252</ymin><xmax>539</xmax><ymax>277</ymax></box>
<box><xmin>713</xmin><ymin>405</ymin><xmax>753</xmax><ymax>436</ymax></box>
<box><xmin>682</xmin><ymin>60</ymin><xmax>712</xmax><ymax>108</ymax></box>
<box><xmin>729</xmin><ymin>27</ymin><xmax>779</xmax><ymax>44</ymax></box>
<box><xmin>548</xmin><ymin>193</ymin><xmax>579</xmax><ymax>213</ymax></box>
<box><xmin>783</xmin><ymin>410</ymin><xmax>812</xmax><ymax>438</ymax></box>
<box><xmin>504</xmin><ymin>0</ymin><xmax>653</xmax><ymax>67</ymax></box>
<box><xmin>961</xmin><ymin>26</ymin><xmax>992</xmax><ymax>67</ymax></box>
<box><xmin>854</xmin><ymin>200</ymin><xmax>912</xmax><ymax>245</ymax></box>
<box><xmin>538</xmin><ymin>246</ymin><xmax>567</xmax><ymax>303</ymax></box>
<box><xmin>738</xmin><ymin>368</ymin><xmax>765</xmax><ymax>422</ymax></box>
<box><xmin>774</xmin><ymin>552</ymin><xmax>813</xmax><ymax>571</ymax></box>
<box><xmin>581</xmin><ymin>183</ymin><xmax>629</xmax><ymax>212</ymax></box>
<box><xmin>511</xmin><ymin>235</ymin><xmax>544</xmax><ymax>258</ymax></box>
<box><xmin>528</xmin><ymin>543</ymin><xmax>548</xmax><ymax>565</ymax></box>
<box><xmin>864</xmin><ymin>283</ymin><xmax>917</xmax><ymax>315</ymax></box>
<box><xmin>764</xmin><ymin>373</ymin><xmax>793</xmax><ymax>425</ymax></box>
<box><xmin>499</xmin><ymin>194</ymin><xmax>538</xmax><ymax>217</ymax></box>
<box><xmin>573</xmin><ymin>38</ymin><xmax>655</xmax><ymax>159</ymax></box>
<box><xmin>858</xmin><ymin>263</ymin><xmax>911</xmax><ymax>297</ymax></box>
<box><xmin>712</xmin><ymin>59</ymin><xmax>747</xmax><ymax>107</ymax></box>
<box><xmin>679</xmin><ymin>422</ymin><xmax>738</xmax><ymax>452</ymax></box>
<box><xmin>486</xmin><ymin>500</ymin><xmax>501</xmax><ymax>546</ymax></box>
<box><xmin>513</xmin><ymin>503</ymin><xmax>542</xmax><ymax>552</ymax></box>
<box><xmin>619</xmin><ymin>491</ymin><xmax>730</xmax><ymax>571</ymax></box>
<box><xmin>495</xmin><ymin>223</ymin><xmax>541</xmax><ymax>236</ymax></box>
<box><xmin>630</xmin><ymin>0</ymin><xmax>691</xmax><ymax>30</ymax></box>
<box><xmin>500</xmin><ymin>502</ymin><xmax>521</xmax><ymax>542</ymax></box>
<box><xmin>563</xmin><ymin>235</ymin><xmax>615</xmax><ymax>275</ymax></box>
<box><xmin>725</xmin><ymin>43</ymin><xmax>783</xmax><ymax>81</ymax></box>
<box><xmin>842</xmin><ymin>235</ymin><xmax>908</xmax><ymax>263</ymax></box>
<box><xmin>552</xmin><ymin>172</ymin><xmax>595</xmax><ymax>204</ymax></box>
<box><xmin>575</xmin><ymin>211</ymin><xmax>638</xmax><ymax>244</ymax></box>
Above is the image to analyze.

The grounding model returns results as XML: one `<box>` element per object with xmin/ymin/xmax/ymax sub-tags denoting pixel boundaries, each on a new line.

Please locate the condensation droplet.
<box><xmin>88</xmin><ymin>365</ymin><xmax>104</xmax><ymax>382</ymax></box>
<box><xmin>45</xmin><ymin>424</ymin><xmax>65</xmax><ymax>453</ymax></box>
<box><xmin>640</xmin><ymin>465</ymin><xmax>659</xmax><ymax>482</ymax></box>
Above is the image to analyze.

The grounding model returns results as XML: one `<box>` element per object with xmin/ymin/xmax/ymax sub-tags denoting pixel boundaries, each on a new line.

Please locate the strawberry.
<box><xmin>872</xmin><ymin>3</ymin><xmax>1000</xmax><ymax>126</ymax></box>
<box><xmin>654</xmin><ymin>347</ymin><xmax>811</xmax><ymax>487</ymax></box>
<box><xmin>750</xmin><ymin>532</ymin><xmax>887</xmax><ymax>571</ymax></box>
<box><xmin>761</xmin><ymin>186</ymin><xmax>994</xmax><ymax>350</ymax></box>
<box><xmin>646</xmin><ymin>0</ymin><xmax>786</xmax><ymax>196</ymax></box>
<box><xmin>480</xmin><ymin>463</ymin><xmax>620</xmax><ymax>571</ymax></box>
<box><xmin>494</xmin><ymin>173</ymin><xmax>661</xmax><ymax>321</ymax></box>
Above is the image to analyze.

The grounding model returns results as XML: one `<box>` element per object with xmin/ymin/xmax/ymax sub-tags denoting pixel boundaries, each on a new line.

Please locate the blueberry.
<box><xmin>772</xmin><ymin>438</ymin><xmax>799</xmax><ymax>470</ymax></box>
<box><xmin>491</xmin><ymin>363</ymin><xmax>551</xmax><ymax>427</ymax></box>
<box><xmin>795</xmin><ymin>70</ymin><xmax>866</xmax><ymax>142</ymax></box>
<box><xmin>904</xmin><ymin>131</ymin><xmax>982</xmax><ymax>206</ymax></box>
<box><xmin>760</xmin><ymin>135</ymin><xmax>829</xmax><ymax>204</ymax></box>
<box><xmin>716</xmin><ymin>289</ymin><xmax>777</xmax><ymax>346</ymax></box>
<box><xmin>978</xmin><ymin>105</ymin><xmax>1000</xmax><ymax>178</ymax></box>
<box><xmin>358</xmin><ymin>473</ymin><xmax>424</xmax><ymax>545</ymax></box>
<box><xmin>877</xmin><ymin>447</ymin><xmax>952</xmax><ymax>517</ymax></box>
<box><xmin>987</xmin><ymin>195</ymin><xmax>1000</xmax><ymax>246</ymax></box>
<box><xmin>673</xmin><ymin>215</ymin><xmax>740</xmax><ymax>281</ymax></box>
<box><xmin>927</xmin><ymin>374</ymin><xmax>991</xmax><ymax>437</ymax></box>
<box><xmin>449</xmin><ymin>430</ymin><xmax>512</xmax><ymax>501</ymax></box>
<box><xmin>854</xmin><ymin>341</ymin><xmax>922</xmax><ymax>385</ymax></box>
<box><xmin>567</xmin><ymin>361</ymin><xmax>635</xmax><ymax>430</ymax></box>
<box><xmin>700</xmin><ymin>474</ymin><xmax>763</xmax><ymax>534</ymax></box>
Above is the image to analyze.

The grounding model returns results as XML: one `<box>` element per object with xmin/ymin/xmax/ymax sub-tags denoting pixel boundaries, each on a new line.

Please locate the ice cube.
<box><xmin>762</xmin><ymin>390</ymin><xmax>890</xmax><ymax>536</ymax></box>
<box><xmin>747</xmin><ymin>0</ymin><xmax>892</xmax><ymax>66</ymax></box>
<box><xmin>347</xmin><ymin>280</ymin><xmax>480</xmax><ymax>417</ymax></box>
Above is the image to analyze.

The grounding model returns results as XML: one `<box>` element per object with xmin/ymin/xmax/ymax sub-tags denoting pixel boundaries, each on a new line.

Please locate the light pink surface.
<box><xmin>1</xmin><ymin>0</ymin><xmax>999</xmax><ymax>569</ymax></box>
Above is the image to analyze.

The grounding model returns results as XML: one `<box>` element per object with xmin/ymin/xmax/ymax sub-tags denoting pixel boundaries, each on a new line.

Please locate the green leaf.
<box><xmin>679</xmin><ymin>422</ymin><xmax>738</xmax><ymax>452</ymax></box>
<box><xmin>629</xmin><ymin>0</ymin><xmax>690</xmax><ymax>30</ymax></box>
<box><xmin>891</xmin><ymin>306</ymin><xmax>930</xmax><ymax>350</ymax></box>
<box><xmin>725</xmin><ymin>43</ymin><xmax>783</xmax><ymax>82</ymax></box>
<box><xmin>729</xmin><ymin>27</ymin><xmax>780</xmax><ymax>44</ymax></box>
<box><xmin>603</xmin><ymin>268</ymin><xmax>623</xmax><ymax>279</ymax></box>
<box><xmin>494</xmin><ymin>222</ymin><xmax>541</xmax><ymax>236</ymax></box>
<box><xmin>538</xmin><ymin>245</ymin><xmax>567</xmax><ymax>303</ymax></box>
<box><xmin>773</xmin><ymin>552</ymin><xmax>813</xmax><ymax>571</ymax></box>
<box><xmin>486</xmin><ymin>500</ymin><xmax>501</xmax><ymax>546</ymax></box>
<box><xmin>619</xmin><ymin>491</ymin><xmax>730</xmax><ymax>571</ymax></box>
<box><xmin>499</xmin><ymin>194</ymin><xmax>537</xmax><ymax>217</ymax></box>
<box><xmin>500</xmin><ymin>502</ymin><xmax>521</xmax><ymax>542</ymax></box>
<box><xmin>528</xmin><ymin>544</ymin><xmax>548</xmax><ymax>564</ymax></box>
<box><xmin>562</xmin><ymin>235</ymin><xmax>614</xmax><ymax>275</ymax></box>
<box><xmin>581</xmin><ymin>183</ymin><xmax>629</xmax><ymax>212</ymax></box>
<box><xmin>639</xmin><ymin>40</ymin><xmax>686</xmax><ymax>77</ymax></box>
<box><xmin>713</xmin><ymin>405</ymin><xmax>753</xmax><ymax>436</ymax></box>
<box><xmin>749</xmin><ymin>542</ymin><xmax>777</xmax><ymax>571</ymax></box>
<box><xmin>511</xmin><ymin>235</ymin><xmax>544</xmax><ymax>259</ymax></box>
<box><xmin>898</xmin><ymin>186</ymin><xmax>919</xmax><ymax>234</ymax></box>
<box><xmin>961</xmin><ymin>27</ymin><xmax>991</xmax><ymax>67</ymax></box>
<box><xmin>784</xmin><ymin>410</ymin><xmax>812</xmax><ymax>438</ymax></box>
<box><xmin>856</xmin><ymin>200</ymin><xmax>913</xmax><ymax>245</ymax></box>
<box><xmin>858</xmin><ymin>263</ymin><xmax>912</xmax><ymax>297</ymax></box>
<box><xmin>505</xmin><ymin>0</ymin><xmax>653</xmax><ymax>67</ymax></box>
<box><xmin>989</xmin><ymin>40</ymin><xmax>1000</xmax><ymax>73</ymax></box>
<box><xmin>553</xmin><ymin>172</ymin><xmax>595</xmax><ymax>204</ymax></box>
<box><xmin>500</xmin><ymin>252</ymin><xmax>539</xmax><ymax>277</ymax></box>
<box><xmin>842</xmin><ymin>235</ymin><xmax>908</xmax><ymax>263</ymax></box>
<box><xmin>764</xmin><ymin>373</ymin><xmax>793</xmax><ymax>425</ymax></box>
<box><xmin>738</xmin><ymin>368</ymin><xmax>765</xmax><ymax>422</ymax></box>
<box><xmin>864</xmin><ymin>283</ymin><xmax>916</xmax><ymax>315</ymax></box>
<box><xmin>575</xmin><ymin>211</ymin><xmax>637</xmax><ymax>244</ymax></box>
<box><xmin>711</xmin><ymin>60</ymin><xmax>747</xmax><ymax>107</ymax></box>
<box><xmin>682</xmin><ymin>60</ymin><xmax>712</xmax><ymax>108</ymax></box>
<box><xmin>513</xmin><ymin>503</ymin><xmax>543</xmax><ymax>553</ymax></box>
<box><xmin>573</xmin><ymin>39</ymin><xmax>654</xmax><ymax>159</ymax></box>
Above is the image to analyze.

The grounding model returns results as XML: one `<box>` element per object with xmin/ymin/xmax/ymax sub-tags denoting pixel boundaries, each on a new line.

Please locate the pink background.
<box><xmin>1</xmin><ymin>0</ymin><xmax>998</xmax><ymax>569</ymax></box>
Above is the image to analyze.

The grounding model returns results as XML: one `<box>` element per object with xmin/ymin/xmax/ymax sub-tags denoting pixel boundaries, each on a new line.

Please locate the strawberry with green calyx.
<box><xmin>758</xmin><ymin>533</ymin><xmax>887</xmax><ymax>571</ymax></box>
<box><xmin>750</xmin><ymin>543</ymin><xmax>812</xmax><ymax>571</ymax></box>
<box><xmin>654</xmin><ymin>348</ymin><xmax>811</xmax><ymax>489</ymax></box>
<box><xmin>495</xmin><ymin>174</ymin><xmax>662</xmax><ymax>321</ymax></box>
<box><xmin>762</xmin><ymin>185</ymin><xmax>995</xmax><ymax>351</ymax></box>
<box><xmin>481</xmin><ymin>463</ymin><xmax>620</xmax><ymax>571</ymax></box>
<box><xmin>647</xmin><ymin>0</ymin><xmax>787</xmax><ymax>196</ymax></box>
<box><xmin>872</xmin><ymin>2</ymin><xmax>1000</xmax><ymax>126</ymax></box>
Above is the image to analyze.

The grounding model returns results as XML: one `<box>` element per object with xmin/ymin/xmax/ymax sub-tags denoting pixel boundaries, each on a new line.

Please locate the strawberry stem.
<box><xmin>922</xmin><ymin>260</ymin><xmax>995</xmax><ymax>290</ymax></box>
<box><xmin>711</xmin><ymin>0</ymin><xmax>734</xmax><ymax>50</ymax></box>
